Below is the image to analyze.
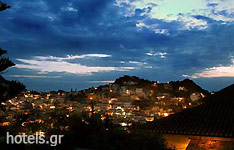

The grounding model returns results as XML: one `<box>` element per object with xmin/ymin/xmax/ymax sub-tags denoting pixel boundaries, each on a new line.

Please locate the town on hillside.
<box><xmin>0</xmin><ymin>75</ymin><xmax>210</xmax><ymax>130</ymax></box>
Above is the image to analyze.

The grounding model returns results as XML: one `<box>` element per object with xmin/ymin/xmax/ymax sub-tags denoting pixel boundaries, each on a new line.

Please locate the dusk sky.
<box><xmin>0</xmin><ymin>0</ymin><xmax>234</xmax><ymax>92</ymax></box>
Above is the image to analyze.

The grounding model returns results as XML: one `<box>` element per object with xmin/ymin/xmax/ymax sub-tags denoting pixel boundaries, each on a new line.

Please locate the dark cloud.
<box><xmin>0</xmin><ymin>0</ymin><xmax>234</xmax><ymax>91</ymax></box>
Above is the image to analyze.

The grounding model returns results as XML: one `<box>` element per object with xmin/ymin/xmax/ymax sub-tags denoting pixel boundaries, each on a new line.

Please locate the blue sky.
<box><xmin>0</xmin><ymin>0</ymin><xmax>234</xmax><ymax>91</ymax></box>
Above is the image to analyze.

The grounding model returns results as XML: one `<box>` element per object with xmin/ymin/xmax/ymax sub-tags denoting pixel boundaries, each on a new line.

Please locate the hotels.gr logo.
<box><xmin>6</xmin><ymin>132</ymin><xmax>64</xmax><ymax>146</ymax></box>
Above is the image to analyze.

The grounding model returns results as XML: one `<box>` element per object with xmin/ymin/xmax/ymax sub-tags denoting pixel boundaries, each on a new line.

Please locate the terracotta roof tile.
<box><xmin>150</xmin><ymin>84</ymin><xmax>234</xmax><ymax>137</ymax></box>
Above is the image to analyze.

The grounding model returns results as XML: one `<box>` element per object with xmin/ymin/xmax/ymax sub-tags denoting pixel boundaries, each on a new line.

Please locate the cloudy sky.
<box><xmin>0</xmin><ymin>0</ymin><xmax>234</xmax><ymax>91</ymax></box>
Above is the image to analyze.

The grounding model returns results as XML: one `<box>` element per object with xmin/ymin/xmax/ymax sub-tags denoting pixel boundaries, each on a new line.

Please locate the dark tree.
<box><xmin>0</xmin><ymin>2</ymin><xmax>14</xmax><ymax>73</ymax></box>
<box><xmin>0</xmin><ymin>48</ymin><xmax>15</xmax><ymax>73</ymax></box>
<box><xmin>0</xmin><ymin>1</ymin><xmax>11</xmax><ymax>12</ymax></box>
<box><xmin>0</xmin><ymin>2</ymin><xmax>25</xmax><ymax>102</ymax></box>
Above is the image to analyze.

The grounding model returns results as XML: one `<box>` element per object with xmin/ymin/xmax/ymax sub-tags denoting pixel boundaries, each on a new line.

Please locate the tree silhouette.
<box><xmin>0</xmin><ymin>48</ymin><xmax>15</xmax><ymax>73</ymax></box>
<box><xmin>0</xmin><ymin>2</ymin><xmax>11</xmax><ymax>12</ymax></box>
<box><xmin>0</xmin><ymin>2</ymin><xmax>14</xmax><ymax>73</ymax></box>
<box><xmin>0</xmin><ymin>2</ymin><xmax>25</xmax><ymax>102</ymax></box>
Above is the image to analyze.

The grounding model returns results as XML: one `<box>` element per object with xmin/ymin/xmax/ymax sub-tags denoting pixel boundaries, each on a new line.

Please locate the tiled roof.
<box><xmin>149</xmin><ymin>84</ymin><xmax>234</xmax><ymax>138</ymax></box>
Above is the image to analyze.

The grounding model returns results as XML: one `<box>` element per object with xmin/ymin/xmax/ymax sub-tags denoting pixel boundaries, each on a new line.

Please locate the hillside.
<box><xmin>206</xmin><ymin>83</ymin><xmax>234</xmax><ymax>104</ymax></box>
<box><xmin>77</xmin><ymin>75</ymin><xmax>210</xmax><ymax>106</ymax></box>
<box><xmin>0</xmin><ymin>75</ymin><xmax>25</xmax><ymax>102</ymax></box>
